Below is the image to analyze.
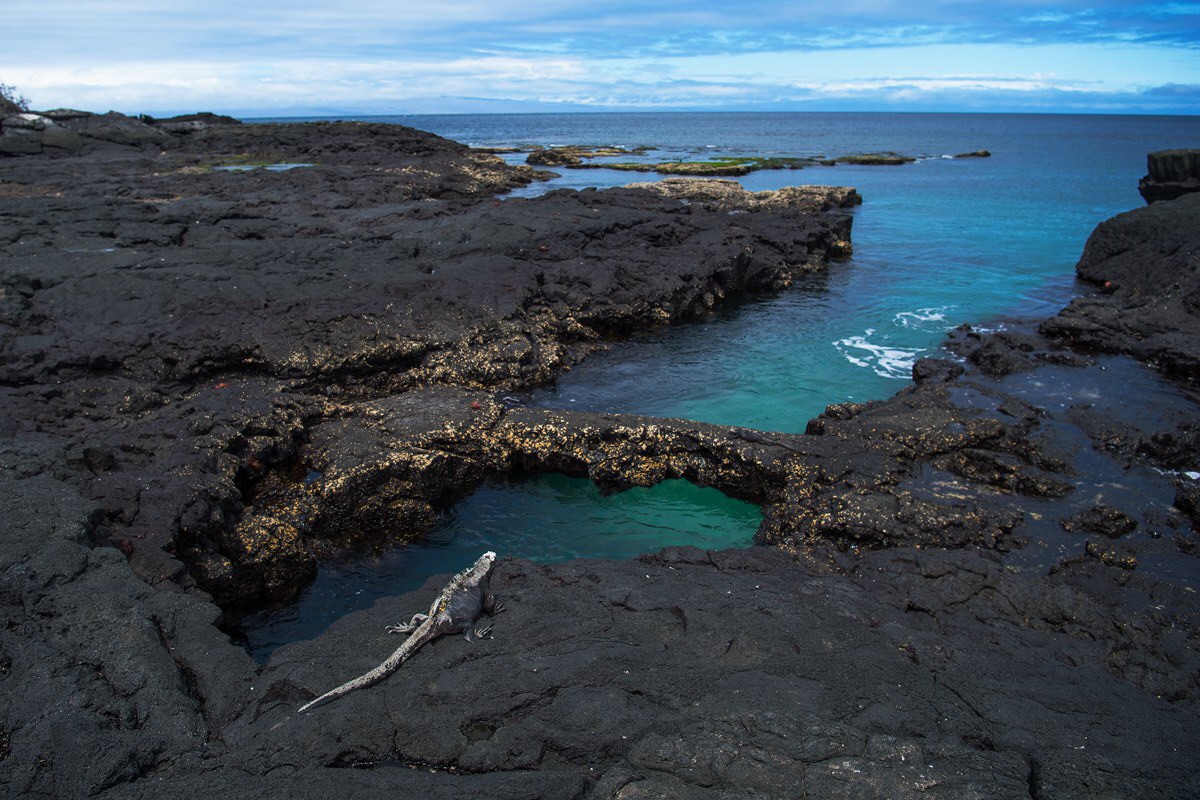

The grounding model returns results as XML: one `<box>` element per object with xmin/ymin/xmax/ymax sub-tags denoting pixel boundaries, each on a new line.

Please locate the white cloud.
<box><xmin>2</xmin><ymin>2</ymin><xmax>1197</xmax><ymax>113</ymax></box>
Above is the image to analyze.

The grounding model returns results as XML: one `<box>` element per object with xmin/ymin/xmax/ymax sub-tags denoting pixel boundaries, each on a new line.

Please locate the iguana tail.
<box><xmin>298</xmin><ymin>624</ymin><xmax>432</xmax><ymax>713</ymax></box>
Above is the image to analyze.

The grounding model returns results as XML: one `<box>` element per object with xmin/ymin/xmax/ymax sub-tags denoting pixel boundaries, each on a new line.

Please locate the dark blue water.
<box><xmin>240</xmin><ymin>112</ymin><xmax>1200</xmax><ymax>659</ymax></box>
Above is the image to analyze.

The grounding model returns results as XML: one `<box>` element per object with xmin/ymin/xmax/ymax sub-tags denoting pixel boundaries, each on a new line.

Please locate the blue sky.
<box><xmin>2</xmin><ymin>1</ymin><xmax>1198</xmax><ymax>114</ymax></box>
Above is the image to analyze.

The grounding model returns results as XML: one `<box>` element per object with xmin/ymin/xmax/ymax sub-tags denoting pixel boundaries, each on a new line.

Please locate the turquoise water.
<box><xmin>503</xmin><ymin>114</ymin><xmax>1187</xmax><ymax>428</ymax></box>
<box><xmin>238</xmin><ymin>112</ymin><xmax>1200</xmax><ymax>658</ymax></box>
<box><xmin>237</xmin><ymin>477</ymin><xmax>760</xmax><ymax>657</ymax></box>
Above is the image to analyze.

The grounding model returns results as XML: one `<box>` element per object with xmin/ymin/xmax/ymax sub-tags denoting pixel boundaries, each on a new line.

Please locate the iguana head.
<box><xmin>472</xmin><ymin>551</ymin><xmax>496</xmax><ymax>575</ymax></box>
<box><xmin>470</xmin><ymin>551</ymin><xmax>497</xmax><ymax>580</ymax></box>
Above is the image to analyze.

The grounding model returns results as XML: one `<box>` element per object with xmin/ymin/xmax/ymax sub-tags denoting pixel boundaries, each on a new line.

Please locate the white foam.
<box><xmin>834</xmin><ymin>329</ymin><xmax>924</xmax><ymax>380</ymax></box>
<box><xmin>894</xmin><ymin>306</ymin><xmax>950</xmax><ymax>329</ymax></box>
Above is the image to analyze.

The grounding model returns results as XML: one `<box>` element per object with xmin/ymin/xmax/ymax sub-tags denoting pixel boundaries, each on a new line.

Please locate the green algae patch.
<box><xmin>527</xmin><ymin>145</ymin><xmax>652</xmax><ymax>166</ymax></box>
<box><xmin>203</xmin><ymin>152</ymin><xmax>318</xmax><ymax>172</ymax></box>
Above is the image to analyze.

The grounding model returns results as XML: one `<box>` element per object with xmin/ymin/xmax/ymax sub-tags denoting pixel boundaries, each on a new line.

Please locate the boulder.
<box><xmin>0</xmin><ymin>123</ymin><xmax>42</xmax><ymax>155</ymax></box>
<box><xmin>59</xmin><ymin>111</ymin><xmax>170</xmax><ymax>149</ymax></box>
<box><xmin>1</xmin><ymin>110</ymin><xmax>169</xmax><ymax>156</ymax></box>
<box><xmin>38</xmin><ymin>108</ymin><xmax>93</xmax><ymax>122</ymax></box>
<box><xmin>0</xmin><ymin>113</ymin><xmax>83</xmax><ymax>156</ymax></box>
<box><xmin>1042</xmin><ymin>191</ymin><xmax>1200</xmax><ymax>380</ymax></box>
<box><xmin>3</xmin><ymin>112</ymin><xmax>49</xmax><ymax>130</ymax></box>
<box><xmin>1138</xmin><ymin>148</ymin><xmax>1200</xmax><ymax>203</ymax></box>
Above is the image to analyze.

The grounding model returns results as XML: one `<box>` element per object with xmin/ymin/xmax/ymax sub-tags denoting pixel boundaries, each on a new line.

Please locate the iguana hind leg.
<box><xmin>386</xmin><ymin>613</ymin><xmax>428</xmax><ymax>634</ymax></box>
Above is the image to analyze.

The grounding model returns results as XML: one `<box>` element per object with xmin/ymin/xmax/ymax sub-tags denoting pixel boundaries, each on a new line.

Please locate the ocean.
<box><xmin>236</xmin><ymin>112</ymin><xmax>1200</xmax><ymax>658</ymax></box>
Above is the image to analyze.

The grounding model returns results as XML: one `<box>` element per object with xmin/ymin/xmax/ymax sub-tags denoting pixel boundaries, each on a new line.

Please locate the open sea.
<box><xmin>237</xmin><ymin>112</ymin><xmax>1200</xmax><ymax>659</ymax></box>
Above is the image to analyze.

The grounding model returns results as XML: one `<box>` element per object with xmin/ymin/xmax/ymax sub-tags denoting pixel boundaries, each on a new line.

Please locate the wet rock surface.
<box><xmin>2</xmin><ymin>120</ymin><xmax>1199</xmax><ymax>798</ymax></box>
<box><xmin>1042</xmin><ymin>191</ymin><xmax>1200</xmax><ymax>379</ymax></box>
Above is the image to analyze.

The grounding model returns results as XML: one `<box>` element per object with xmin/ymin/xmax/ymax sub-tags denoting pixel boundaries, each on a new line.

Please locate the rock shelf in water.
<box><xmin>523</xmin><ymin>144</ymin><xmax>987</xmax><ymax>176</ymax></box>
<box><xmin>1</xmin><ymin>117</ymin><xmax>1198</xmax><ymax>799</ymax></box>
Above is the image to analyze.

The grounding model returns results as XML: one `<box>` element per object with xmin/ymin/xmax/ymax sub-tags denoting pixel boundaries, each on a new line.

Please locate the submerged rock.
<box><xmin>837</xmin><ymin>152</ymin><xmax>917</xmax><ymax>165</ymax></box>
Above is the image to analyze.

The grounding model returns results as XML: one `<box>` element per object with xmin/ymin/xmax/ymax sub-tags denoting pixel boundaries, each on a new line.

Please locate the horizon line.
<box><xmin>217</xmin><ymin>108</ymin><xmax>1200</xmax><ymax>120</ymax></box>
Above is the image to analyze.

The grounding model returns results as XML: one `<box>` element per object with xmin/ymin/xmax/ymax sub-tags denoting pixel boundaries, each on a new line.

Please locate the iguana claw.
<box><xmin>386</xmin><ymin>612</ymin><xmax>428</xmax><ymax>634</ymax></box>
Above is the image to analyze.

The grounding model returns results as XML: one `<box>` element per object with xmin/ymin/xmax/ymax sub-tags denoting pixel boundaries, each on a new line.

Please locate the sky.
<box><xmin>2</xmin><ymin>1</ymin><xmax>1198</xmax><ymax>115</ymax></box>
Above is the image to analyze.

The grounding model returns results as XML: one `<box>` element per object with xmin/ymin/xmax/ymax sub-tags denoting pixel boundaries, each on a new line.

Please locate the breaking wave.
<box><xmin>834</xmin><ymin>329</ymin><xmax>926</xmax><ymax>379</ymax></box>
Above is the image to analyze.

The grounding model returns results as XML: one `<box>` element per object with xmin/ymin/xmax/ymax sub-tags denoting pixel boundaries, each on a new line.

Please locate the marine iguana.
<box><xmin>298</xmin><ymin>551</ymin><xmax>501</xmax><ymax>713</ymax></box>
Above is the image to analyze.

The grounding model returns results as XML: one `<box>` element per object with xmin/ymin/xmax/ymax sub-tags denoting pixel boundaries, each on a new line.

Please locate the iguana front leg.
<box><xmin>469</xmin><ymin>598</ymin><xmax>504</xmax><ymax>640</ymax></box>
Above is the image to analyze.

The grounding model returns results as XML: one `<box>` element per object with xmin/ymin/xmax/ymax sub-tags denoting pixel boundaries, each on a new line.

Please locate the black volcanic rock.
<box><xmin>1139</xmin><ymin>148</ymin><xmax>1200</xmax><ymax>203</ymax></box>
<box><xmin>0</xmin><ymin>118</ymin><xmax>856</xmax><ymax>609</ymax></box>
<box><xmin>145</xmin><ymin>111</ymin><xmax>242</xmax><ymax>126</ymax></box>
<box><xmin>1</xmin><ymin>125</ymin><xmax>1199</xmax><ymax>800</ymax></box>
<box><xmin>1</xmin><ymin>110</ymin><xmax>170</xmax><ymax>156</ymax></box>
<box><xmin>911</xmin><ymin>357</ymin><xmax>965</xmax><ymax>384</ymax></box>
<box><xmin>526</xmin><ymin>146</ymin><xmax>583</xmax><ymax>166</ymax></box>
<box><xmin>1061</xmin><ymin>504</ymin><xmax>1139</xmax><ymax>537</ymax></box>
<box><xmin>0</xmin><ymin>112</ymin><xmax>83</xmax><ymax>156</ymax></box>
<box><xmin>1042</xmin><ymin>191</ymin><xmax>1200</xmax><ymax>381</ymax></box>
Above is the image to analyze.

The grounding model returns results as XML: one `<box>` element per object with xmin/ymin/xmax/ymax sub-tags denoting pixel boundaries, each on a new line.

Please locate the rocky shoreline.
<box><xmin>1</xmin><ymin>115</ymin><xmax>1198</xmax><ymax>798</ymax></box>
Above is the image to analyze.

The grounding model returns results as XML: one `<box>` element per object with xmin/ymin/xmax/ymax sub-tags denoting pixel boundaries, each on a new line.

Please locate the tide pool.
<box><xmin>236</xmin><ymin>477</ymin><xmax>760</xmax><ymax>659</ymax></box>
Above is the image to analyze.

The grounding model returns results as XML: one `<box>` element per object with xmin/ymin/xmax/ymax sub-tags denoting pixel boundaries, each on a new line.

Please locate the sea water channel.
<box><xmin>236</xmin><ymin>112</ymin><xmax>1200</xmax><ymax>658</ymax></box>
